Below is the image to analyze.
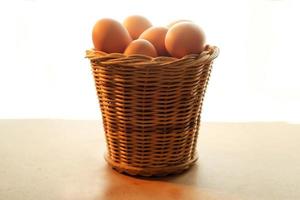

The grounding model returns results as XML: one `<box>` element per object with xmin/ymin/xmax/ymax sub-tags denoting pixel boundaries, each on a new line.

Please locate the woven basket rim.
<box><xmin>104</xmin><ymin>153</ymin><xmax>198</xmax><ymax>176</ymax></box>
<box><xmin>86</xmin><ymin>45</ymin><xmax>219</xmax><ymax>67</ymax></box>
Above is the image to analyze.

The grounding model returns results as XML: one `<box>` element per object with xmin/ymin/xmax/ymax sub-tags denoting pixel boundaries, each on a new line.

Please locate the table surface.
<box><xmin>0</xmin><ymin>120</ymin><xmax>300</xmax><ymax>200</ymax></box>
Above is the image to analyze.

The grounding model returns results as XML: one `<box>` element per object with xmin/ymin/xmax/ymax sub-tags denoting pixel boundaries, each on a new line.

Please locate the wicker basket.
<box><xmin>86</xmin><ymin>45</ymin><xmax>219</xmax><ymax>176</ymax></box>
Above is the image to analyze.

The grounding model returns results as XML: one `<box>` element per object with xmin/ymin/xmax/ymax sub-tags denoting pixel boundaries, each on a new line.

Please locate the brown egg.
<box><xmin>165</xmin><ymin>22</ymin><xmax>206</xmax><ymax>58</ymax></box>
<box><xmin>167</xmin><ymin>19</ymin><xmax>192</xmax><ymax>28</ymax></box>
<box><xmin>124</xmin><ymin>39</ymin><xmax>157</xmax><ymax>57</ymax></box>
<box><xmin>92</xmin><ymin>18</ymin><xmax>132</xmax><ymax>53</ymax></box>
<box><xmin>139</xmin><ymin>27</ymin><xmax>169</xmax><ymax>56</ymax></box>
<box><xmin>123</xmin><ymin>15</ymin><xmax>152</xmax><ymax>40</ymax></box>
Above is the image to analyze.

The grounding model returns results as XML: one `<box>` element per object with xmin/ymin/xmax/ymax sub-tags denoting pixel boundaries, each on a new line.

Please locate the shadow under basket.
<box><xmin>86</xmin><ymin>45</ymin><xmax>219</xmax><ymax>176</ymax></box>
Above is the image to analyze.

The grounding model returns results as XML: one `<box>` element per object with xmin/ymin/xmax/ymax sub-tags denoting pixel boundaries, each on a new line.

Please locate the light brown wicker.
<box><xmin>86</xmin><ymin>45</ymin><xmax>219</xmax><ymax>176</ymax></box>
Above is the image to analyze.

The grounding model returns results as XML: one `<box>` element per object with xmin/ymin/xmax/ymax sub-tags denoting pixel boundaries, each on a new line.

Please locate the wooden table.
<box><xmin>0</xmin><ymin>120</ymin><xmax>299</xmax><ymax>200</ymax></box>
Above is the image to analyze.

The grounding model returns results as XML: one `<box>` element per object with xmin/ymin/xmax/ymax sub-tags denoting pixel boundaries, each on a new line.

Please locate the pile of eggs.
<box><xmin>92</xmin><ymin>16</ymin><xmax>206</xmax><ymax>58</ymax></box>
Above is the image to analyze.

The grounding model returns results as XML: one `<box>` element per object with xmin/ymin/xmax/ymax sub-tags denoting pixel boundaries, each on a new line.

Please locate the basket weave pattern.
<box><xmin>86</xmin><ymin>46</ymin><xmax>219</xmax><ymax>176</ymax></box>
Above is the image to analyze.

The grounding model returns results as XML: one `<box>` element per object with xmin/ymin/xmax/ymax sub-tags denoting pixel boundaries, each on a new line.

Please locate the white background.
<box><xmin>0</xmin><ymin>0</ymin><xmax>299</xmax><ymax>122</ymax></box>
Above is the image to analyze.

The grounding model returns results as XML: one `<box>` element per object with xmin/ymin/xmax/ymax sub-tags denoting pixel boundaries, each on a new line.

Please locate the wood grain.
<box><xmin>0</xmin><ymin>120</ymin><xmax>300</xmax><ymax>200</ymax></box>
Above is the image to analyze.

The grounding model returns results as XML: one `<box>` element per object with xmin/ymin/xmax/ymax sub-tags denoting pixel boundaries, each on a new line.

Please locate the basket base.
<box><xmin>104</xmin><ymin>154</ymin><xmax>198</xmax><ymax>177</ymax></box>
